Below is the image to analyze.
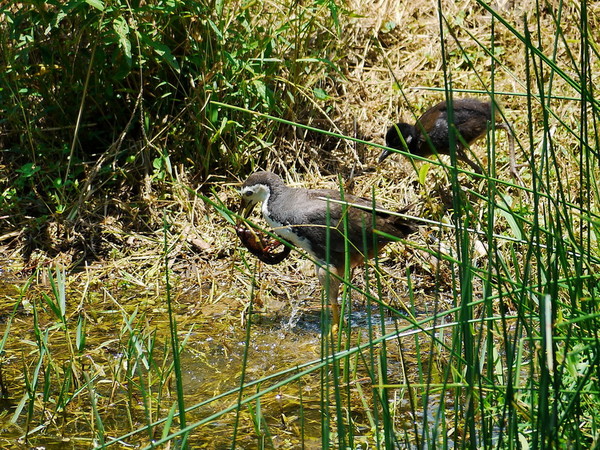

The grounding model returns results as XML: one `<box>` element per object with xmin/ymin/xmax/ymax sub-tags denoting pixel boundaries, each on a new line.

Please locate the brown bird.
<box><xmin>238</xmin><ymin>171</ymin><xmax>418</xmax><ymax>327</ymax></box>
<box><xmin>379</xmin><ymin>98</ymin><xmax>518</xmax><ymax>180</ymax></box>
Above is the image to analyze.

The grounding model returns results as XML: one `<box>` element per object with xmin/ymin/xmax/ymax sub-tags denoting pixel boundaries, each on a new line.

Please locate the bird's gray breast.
<box><xmin>261</xmin><ymin>193</ymin><xmax>319</xmax><ymax>260</ymax></box>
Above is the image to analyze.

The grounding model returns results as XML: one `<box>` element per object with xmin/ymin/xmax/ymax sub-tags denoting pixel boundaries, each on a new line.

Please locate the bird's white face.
<box><xmin>241</xmin><ymin>183</ymin><xmax>269</xmax><ymax>203</ymax></box>
<box><xmin>239</xmin><ymin>183</ymin><xmax>270</xmax><ymax>218</ymax></box>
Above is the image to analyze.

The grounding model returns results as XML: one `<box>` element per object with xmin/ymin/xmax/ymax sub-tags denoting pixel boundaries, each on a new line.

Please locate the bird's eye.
<box><xmin>244</xmin><ymin>190</ymin><xmax>253</xmax><ymax>197</ymax></box>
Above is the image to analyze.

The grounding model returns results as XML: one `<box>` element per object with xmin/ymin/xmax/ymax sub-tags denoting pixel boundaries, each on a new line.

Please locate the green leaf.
<box><xmin>381</xmin><ymin>21</ymin><xmax>397</xmax><ymax>33</ymax></box>
<box><xmin>206</xmin><ymin>102</ymin><xmax>219</xmax><ymax>125</ymax></box>
<box><xmin>153</xmin><ymin>157</ymin><xmax>163</xmax><ymax>171</ymax></box>
<box><xmin>252</xmin><ymin>79</ymin><xmax>274</xmax><ymax>108</ymax></box>
<box><xmin>113</xmin><ymin>16</ymin><xmax>131</xmax><ymax>61</ymax></box>
<box><xmin>215</xmin><ymin>0</ymin><xmax>224</xmax><ymax>15</ymax></box>
<box><xmin>418</xmin><ymin>164</ymin><xmax>429</xmax><ymax>185</ymax></box>
<box><xmin>313</xmin><ymin>87</ymin><xmax>329</xmax><ymax>100</ymax></box>
<box><xmin>207</xmin><ymin>19</ymin><xmax>224</xmax><ymax>41</ymax></box>
<box><xmin>85</xmin><ymin>0</ymin><xmax>105</xmax><ymax>10</ymax></box>
<box><xmin>139</xmin><ymin>32</ymin><xmax>180</xmax><ymax>71</ymax></box>
<box><xmin>16</xmin><ymin>163</ymin><xmax>40</xmax><ymax>178</ymax></box>
<box><xmin>497</xmin><ymin>194</ymin><xmax>523</xmax><ymax>241</ymax></box>
<box><xmin>76</xmin><ymin>315</ymin><xmax>86</xmax><ymax>353</ymax></box>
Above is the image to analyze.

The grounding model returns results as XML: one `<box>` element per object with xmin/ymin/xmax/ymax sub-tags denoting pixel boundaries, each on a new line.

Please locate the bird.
<box><xmin>238</xmin><ymin>171</ymin><xmax>419</xmax><ymax>328</ymax></box>
<box><xmin>379</xmin><ymin>98</ymin><xmax>518</xmax><ymax>180</ymax></box>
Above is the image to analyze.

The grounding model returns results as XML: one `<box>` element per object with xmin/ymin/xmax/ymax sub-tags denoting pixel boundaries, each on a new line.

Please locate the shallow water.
<box><xmin>0</xmin><ymin>259</ymin><xmax>455</xmax><ymax>448</ymax></box>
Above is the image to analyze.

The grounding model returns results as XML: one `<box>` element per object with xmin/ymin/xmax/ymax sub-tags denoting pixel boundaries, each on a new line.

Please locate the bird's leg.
<box><xmin>457</xmin><ymin>148</ymin><xmax>483</xmax><ymax>175</ymax></box>
<box><xmin>317</xmin><ymin>265</ymin><xmax>342</xmax><ymax>331</ymax></box>
<box><xmin>498</xmin><ymin>122</ymin><xmax>525</xmax><ymax>185</ymax></box>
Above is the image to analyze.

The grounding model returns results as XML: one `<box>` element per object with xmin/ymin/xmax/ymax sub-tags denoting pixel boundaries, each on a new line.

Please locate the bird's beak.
<box><xmin>377</xmin><ymin>149</ymin><xmax>391</xmax><ymax>164</ymax></box>
<box><xmin>238</xmin><ymin>197</ymin><xmax>257</xmax><ymax>222</ymax></box>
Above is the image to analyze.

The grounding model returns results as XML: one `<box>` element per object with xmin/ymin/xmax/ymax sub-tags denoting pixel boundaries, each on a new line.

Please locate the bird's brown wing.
<box><xmin>416</xmin><ymin>105</ymin><xmax>443</xmax><ymax>152</ymax></box>
<box><xmin>305</xmin><ymin>190</ymin><xmax>417</xmax><ymax>245</ymax></box>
